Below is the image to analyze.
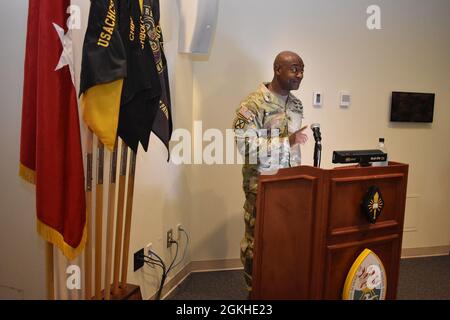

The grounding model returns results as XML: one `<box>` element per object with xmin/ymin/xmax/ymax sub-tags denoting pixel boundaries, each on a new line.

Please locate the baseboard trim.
<box><xmin>401</xmin><ymin>245</ymin><xmax>450</xmax><ymax>258</ymax></box>
<box><xmin>149</xmin><ymin>259</ymin><xmax>242</xmax><ymax>300</ymax></box>
<box><xmin>190</xmin><ymin>259</ymin><xmax>242</xmax><ymax>273</ymax></box>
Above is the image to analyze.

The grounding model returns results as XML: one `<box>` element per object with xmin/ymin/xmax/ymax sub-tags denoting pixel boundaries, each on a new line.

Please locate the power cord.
<box><xmin>147</xmin><ymin>248</ymin><xmax>171</xmax><ymax>300</ymax></box>
<box><xmin>172</xmin><ymin>227</ymin><xmax>189</xmax><ymax>270</ymax></box>
<box><xmin>141</xmin><ymin>227</ymin><xmax>190</xmax><ymax>300</ymax></box>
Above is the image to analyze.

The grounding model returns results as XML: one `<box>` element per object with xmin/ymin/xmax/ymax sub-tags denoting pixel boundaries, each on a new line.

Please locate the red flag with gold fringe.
<box><xmin>19</xmin><ymin>0</ymin><xmax>86</xmax><ymax>260</ymax></box>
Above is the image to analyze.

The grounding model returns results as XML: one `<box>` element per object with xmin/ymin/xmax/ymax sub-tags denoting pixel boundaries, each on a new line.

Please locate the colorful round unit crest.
<box><xmin>342</xmin><ymin>249</ymin><xmax>387</xmax><ymax>300</ymax></box>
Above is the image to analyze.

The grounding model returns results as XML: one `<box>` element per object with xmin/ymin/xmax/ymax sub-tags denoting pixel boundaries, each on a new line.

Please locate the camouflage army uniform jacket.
<box><xmin>233</xmin><ymin>83</ymin><xmax>304</xmax><ymax>211</ymax></box>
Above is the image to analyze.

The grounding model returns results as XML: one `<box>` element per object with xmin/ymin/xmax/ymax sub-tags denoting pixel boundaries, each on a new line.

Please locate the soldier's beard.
<box><xmin>290</xmin><ymin>80</ymin><xmax>301</xmax><ymax>90</ymax></box>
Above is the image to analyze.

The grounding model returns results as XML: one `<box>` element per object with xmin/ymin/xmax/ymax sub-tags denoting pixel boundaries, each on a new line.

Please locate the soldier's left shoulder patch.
<box><xmin>234</xmin><ymin>118</ymin><xmax>246</xmax><ymax>129</ymax></box>
<box><xmin>238</xmin><ymin>105</ymin><xmax>255</xmax><ymax>121</ymax></box>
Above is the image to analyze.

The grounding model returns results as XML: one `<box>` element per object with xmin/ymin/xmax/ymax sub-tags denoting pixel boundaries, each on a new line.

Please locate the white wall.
<box><xmin>1</xmin><ymin>0</ymin><xmax>449</xmax><ymax>300</ymax></box>
<box><xmin>191</xmin><ymin>0</ymin><xmax>450</xmax><ymax>260</ymax></box>
<box><xmin>0</xmin><ymin>0</ymin><xmax>46</xmax><ymax>300</ymax></box>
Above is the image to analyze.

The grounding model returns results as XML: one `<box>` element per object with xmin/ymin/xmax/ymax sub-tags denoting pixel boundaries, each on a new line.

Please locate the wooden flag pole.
<box><xmin>94</xmin><ymin>142</ymin><xmax>105</xmax><ymax>300</ymax></box>
<box><xmin>84</xmin><ymin>130</ymin><xmax>94</xmax><ymax>300</ymax></box>
<box><xmin>104</xmin><ymin>144</ymin><xmax>118</xmax><ymax>300</ymax></box>
<box><xmin>120</xmin><ymin>150</ymin><xmax>137</xmax><ymax>288</ymax></box>
<box><xmin>112</xmin><ymin>142</ymin><xmax>128</xmax><ymax>294</ymax></box>
<box><xmin>45</xmin><ymin>242</ymin><xmax>54</xmax><ymax>300</ymax></box>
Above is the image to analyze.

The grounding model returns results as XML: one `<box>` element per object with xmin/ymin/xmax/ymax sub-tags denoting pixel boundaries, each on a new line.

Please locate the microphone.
<box><xmin>311</xmin><ymin>123</ymin><xmax>322</xmax><ymax>143</ymax></box>
<box><xmin>311</xmin><ymin>123</ymin><xmax>322</xmax><ymax>167</ymax></box>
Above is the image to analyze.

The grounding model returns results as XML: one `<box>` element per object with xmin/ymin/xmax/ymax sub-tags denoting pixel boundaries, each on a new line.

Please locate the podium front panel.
<box><xmin>253</xmin><ymin>167</ymin><xmax>325</xmax><ymax>299</ymax></box>
<box><xmin>324</xmin><ymin>234</ymin><xmax>401</xmax><ymax>299</ymax></box>
<box><xmin>252</xmin><ymin>163</ymin><xmax>408</xmax><ymax>300</ymax></box>
<box><xmin>328</xmin><ymin>173</ymin><xmax>406</xmax><ymax>238</ymax></box>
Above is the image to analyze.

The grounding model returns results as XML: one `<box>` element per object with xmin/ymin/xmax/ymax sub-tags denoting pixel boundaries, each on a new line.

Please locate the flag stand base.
<box><xmin>94</xmin><ymin>284</ymin><xmax>142</xmax><ymax>300</ymax></box>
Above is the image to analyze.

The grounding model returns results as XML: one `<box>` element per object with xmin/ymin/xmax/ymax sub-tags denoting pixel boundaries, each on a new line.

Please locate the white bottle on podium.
<box><xmin>373</xmin><ymin>138</ymin><xmax>388</xmax><ymax>166</ymax></box>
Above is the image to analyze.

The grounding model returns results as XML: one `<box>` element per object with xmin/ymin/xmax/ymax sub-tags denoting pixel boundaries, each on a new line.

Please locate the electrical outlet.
<box><xmin>133</xmin><ymin>248</ymin><xmax>144</xmax><ymax>271</ymax></box>
<box><xmin>175</xmin><ymin>224</ymin><xmax>183</xmax><ymax>240</ymax></box>
<box><xmin>146</xmin><ymin>242</ymin><xmax>153</xmax><ymax>256</ymax></box>
<box><xmin>166</xmin><ymin>229</ymin><xmax>173</xmax><ymax>248</ymax></box>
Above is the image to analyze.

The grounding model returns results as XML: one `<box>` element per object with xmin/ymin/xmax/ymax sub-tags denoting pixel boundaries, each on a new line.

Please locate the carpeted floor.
<box><xmin>397</xmin><ymin>255</ymin><xmax>450</xmax><ymax>299</ymax></box>
<box><xmin>166</xmin><ymin>255</ymin><xmax>450</xmax><ymax>300</ymax></box>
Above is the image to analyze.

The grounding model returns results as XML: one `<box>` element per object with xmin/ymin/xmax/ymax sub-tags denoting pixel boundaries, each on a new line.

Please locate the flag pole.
<box><xmin>120</xmin><ymin>150</ymin><xmax>137</xmax><ymax>288</ymax></box>
<box><xmin>94</xmin><ymin>142</ymin><xmax>105</xmax><ymax>300</ymax></box>
<box><xmin>112</xmin><ymin>141</ymin><xmax>128</xmax><ymax>294</ymax></box>
<box><xmin>45</xmin><ymin>242</ymin><xmax>54</xmax><ymax>300</ymax></box>
<box><xmin>104</xmin><ymin>144</ymin><xmax>118</xmax><ymax>300</ymax></box>
<box><xmin>84</xmin><ymin>129</ymin><xmax>94</xmax><ymax>299</ymax></box>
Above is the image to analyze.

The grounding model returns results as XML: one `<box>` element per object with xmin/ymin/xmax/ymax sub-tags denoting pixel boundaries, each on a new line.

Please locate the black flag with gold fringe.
<box><xmin>142</xmin><ymin>0</ymin><xmax>173</xmax><ymax>158</ymax></box>
<box><xmin>117</xmin><ymin>0</ymin><xmax>162</xmax><ymax>153</ymax></box>
<box><xmin>80</xmin><ymin>0</ymin><xmax>127</xmax><ymax>151</ymax></box>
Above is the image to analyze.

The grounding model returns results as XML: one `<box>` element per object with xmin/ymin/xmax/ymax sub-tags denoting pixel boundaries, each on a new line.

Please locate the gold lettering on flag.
<box><xmin>159</xmin><ymin>101</ymin><xmax>169</xmax><ymax>120</ymax></box>
<box><xmin>97</xmin><ymin>0</ymin><xmax>117</xmax><ymax>48</ymax></box>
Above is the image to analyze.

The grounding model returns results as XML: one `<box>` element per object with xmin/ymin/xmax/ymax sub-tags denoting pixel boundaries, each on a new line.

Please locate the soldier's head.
<box><xmin>271</xmin><ymin>51</ymin><xmax>304</xmax><ymax>94</ymax></box>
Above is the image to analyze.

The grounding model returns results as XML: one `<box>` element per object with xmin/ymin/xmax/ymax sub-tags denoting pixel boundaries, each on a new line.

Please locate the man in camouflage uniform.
<box><xmin>233</xmin><ymin>51</ymin><xmax>309</xmax><ymax>293</ymax></box>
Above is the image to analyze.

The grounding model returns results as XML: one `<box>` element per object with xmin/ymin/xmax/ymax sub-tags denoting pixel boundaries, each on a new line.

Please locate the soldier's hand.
<box><xmin>289</xmin><ymin>125</ymin><xmax>309</xmax><ymax>146</ymax></box>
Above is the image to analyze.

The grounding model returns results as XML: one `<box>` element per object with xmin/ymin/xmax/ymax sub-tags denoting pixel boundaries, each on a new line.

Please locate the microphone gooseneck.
<box><xmin>311</xmin><ymin>124</ymin><xmax>322</xmax><ymax>168</ymax></box>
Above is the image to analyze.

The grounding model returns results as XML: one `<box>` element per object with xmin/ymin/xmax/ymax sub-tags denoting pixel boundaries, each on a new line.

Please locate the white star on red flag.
<box><xmin>53</xmin><ymin>22</ymin><xmax>75</xmax><ymax>85</ymax></box>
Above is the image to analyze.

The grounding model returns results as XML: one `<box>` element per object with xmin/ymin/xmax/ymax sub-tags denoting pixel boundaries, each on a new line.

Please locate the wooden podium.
<box><xmin>251</xmin><ymin>162</ymin><xmax>409</xmax><ymax>299</ymax></box>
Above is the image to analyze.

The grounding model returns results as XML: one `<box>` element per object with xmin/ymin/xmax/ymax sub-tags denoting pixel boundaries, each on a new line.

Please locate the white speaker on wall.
<box><xmin>177</xmin><ymin>0</ymin><xmax>219</xmax><ymax>54</ymax></box>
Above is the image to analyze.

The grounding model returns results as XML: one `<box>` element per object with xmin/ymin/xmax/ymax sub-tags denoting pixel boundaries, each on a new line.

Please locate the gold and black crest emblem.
<box><xmin>361</xmin><ymin>186</ymin><xmax>384</xmax><ymax>224</ymax></box>
<box><xmin>234</xmin><ymin>118</ymin><xmax>246</xmax><ymax>129</ymax></box>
